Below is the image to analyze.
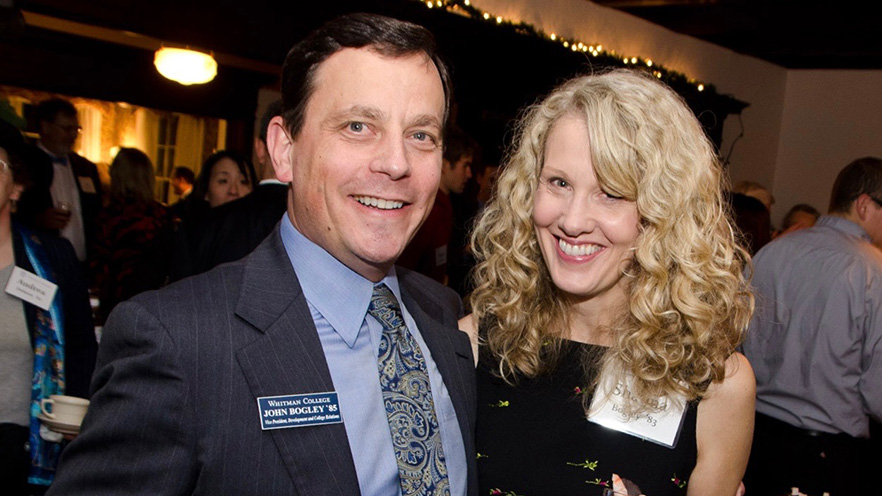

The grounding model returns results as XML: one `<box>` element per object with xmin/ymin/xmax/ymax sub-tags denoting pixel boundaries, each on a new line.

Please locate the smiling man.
<box><xmin>48</xmin><ymin>13</ymin><xmax>476</xmax><ymax>496</ymax></box>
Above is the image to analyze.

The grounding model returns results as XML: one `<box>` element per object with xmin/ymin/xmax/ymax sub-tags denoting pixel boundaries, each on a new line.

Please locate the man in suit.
<box><xmin>17</xmin><ymin>98</ymin><xmax>102</xmax><ymax>262</ymax></box>
<box><xmin>48</xmin><ymin>12</ymin><xmax>476</xmax><ymax>496</ymax></box>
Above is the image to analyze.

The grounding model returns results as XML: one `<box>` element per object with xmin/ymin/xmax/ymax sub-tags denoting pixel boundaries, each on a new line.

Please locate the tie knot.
<box><xmin>368</xmin><ymin>283</ymin><xmax>403</xmax><ymax>330</ymax></box>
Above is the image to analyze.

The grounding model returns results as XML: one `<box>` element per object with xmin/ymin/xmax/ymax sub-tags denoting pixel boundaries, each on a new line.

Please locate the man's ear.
<box><xmin>267</xmin><ymin>116</ymin><xmax>293</xmax><ymax>183</ymax></box>
<box><xmin>855</xmin><ymin>193</ymin><xmax>874</xmax><ymax>222</ymax></box>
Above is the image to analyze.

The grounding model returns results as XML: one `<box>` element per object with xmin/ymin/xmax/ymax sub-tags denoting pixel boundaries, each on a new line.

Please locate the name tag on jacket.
<box><xmin>257</xmin><ymin>392</ymin><xmax>342</xmax><ymax>430</ymax></box>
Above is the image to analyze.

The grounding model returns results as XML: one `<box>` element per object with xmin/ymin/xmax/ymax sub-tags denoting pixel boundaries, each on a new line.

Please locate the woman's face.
<box><xmin>205</xmin><ymin>157</ymin><xmax>252</xmax><ymax>207</ymax></box>
<box><xmin>532</xmin><ymin>115</ymin><xmax>640</xmax><ymax>307</ymax></box>
<box><xmin>0</xmin><ymin>147</ymin><xmax>23</xmax><ymax>215</ymax></box>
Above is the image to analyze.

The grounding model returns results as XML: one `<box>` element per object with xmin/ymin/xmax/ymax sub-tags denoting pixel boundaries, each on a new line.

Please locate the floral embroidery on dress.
<box><xmin>490</xmin><ymin>489</ymin><xmax>524</xmax><ymax>496</ymax></box>
<box><xmin>489</xmin><ymin>400</ymin><xmax>510</xmax><ymax>408</ymax></box>
<box><xmin>477</xmin><ymin>452</ymin><xmax>489</xmax><ymax>459</ymax></box>
<box><xmin>586</xmin><ymin>478</ymin><xmax>611</xmax><ymax>488</ymax></box>
<box><xmin>671</xmin><ymin>473</ymin><xmax>687</xmax><ymax>488</ymax></box>
<box><xmin>566</xmin><ymin>459</ymin><xmax>598</xmax><ymax>470</ymax></box>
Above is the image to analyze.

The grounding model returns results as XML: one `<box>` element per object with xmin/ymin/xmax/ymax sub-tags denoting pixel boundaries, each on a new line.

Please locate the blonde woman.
<box><xmin>461</xmin><ymin>70</ymin><xmax>755</xmax><ymax>496</ymax></box>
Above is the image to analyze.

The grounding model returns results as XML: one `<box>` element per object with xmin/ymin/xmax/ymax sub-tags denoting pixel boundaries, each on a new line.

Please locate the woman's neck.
<box><xmin>563</xmin><ymin>287</ymin><xmax>629</xmax><ymax>346</ymax></box>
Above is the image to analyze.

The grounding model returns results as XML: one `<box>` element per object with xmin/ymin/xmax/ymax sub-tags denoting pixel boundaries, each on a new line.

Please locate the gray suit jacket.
<box><xmin>48</xmin><ymin>227</ymin><xmax>477</xmax><ymax>495</ymax></box>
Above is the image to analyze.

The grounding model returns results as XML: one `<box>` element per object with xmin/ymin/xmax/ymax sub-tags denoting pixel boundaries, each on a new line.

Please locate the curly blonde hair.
<box><xmin>468</xmin><ymin>69</ymin><xmax>754</xmax><ymax>413</ymax></box>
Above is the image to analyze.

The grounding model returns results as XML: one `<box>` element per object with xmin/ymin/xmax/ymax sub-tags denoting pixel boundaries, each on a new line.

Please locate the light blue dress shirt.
<box><xmin>743</xmin><ymin>215</ymin><xmax>882</xmax><ymax>437</ymax></box>
<box><xmin>280</xmin><ymin>217</ymin><xmax>467</xmax><ymax>495</ymax></box>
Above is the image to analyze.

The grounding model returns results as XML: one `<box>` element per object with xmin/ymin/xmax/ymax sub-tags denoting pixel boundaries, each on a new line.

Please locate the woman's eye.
<box><xmin>603</xmin><ymin>191</ymin><xmax>624</xmax><ymax>200</ymax></box>
<box><xmin>549</xmin><ymin>177</ymin><xmax>568</xmax><ymax>188</ymax></box>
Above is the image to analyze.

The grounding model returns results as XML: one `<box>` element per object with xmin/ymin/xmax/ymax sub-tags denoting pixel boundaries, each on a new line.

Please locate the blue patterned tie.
<box><xmin>368</xmin><ymin>284</ymin><xmax>449</xmax><ymax>495</ymax></box>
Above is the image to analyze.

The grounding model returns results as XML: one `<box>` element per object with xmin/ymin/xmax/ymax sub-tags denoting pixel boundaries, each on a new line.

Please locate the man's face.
<box><xmin>270</xmin><ymin>48</ymin><xmax>445</xmax><ymax>282</ymax></box>
<box><xmin>40</xmin><ymin>112</ymin><xmax>80</xmax><ymax>156</ymax></box>
<box><xmin>171</xmin><ymin>176</ymin><xmax>189</xmax><ymax>195</ymax></box>
<box><xmin>440</xmin><ymin>153</ymin><xmax>473</xmax><ymax>195</ymax></box>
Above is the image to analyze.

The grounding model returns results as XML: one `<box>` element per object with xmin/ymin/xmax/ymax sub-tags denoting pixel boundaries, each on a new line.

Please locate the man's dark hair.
<box><xmin>280</xmin><ymin>13</ymin><xmax>451</xmax><ymax>139</ymax></box>
<box><xmin>0</xmin><ymin>117</ymin><xmax>26</xmax><ymax>184</ymax></box>
<box><xmin>781</xmin><ymin>203</ymin><xmax>820</xmax><ymax>229</ymax></box>
<box><xmin>828</xmin><ymin>157</ymin><xmax>882</xmax><ymax>214</ymax></box>
<box><xmin>35</xmin><ymin>98</ymin><xmax>77</xmax><ymax>124</ymax></box>
<box><xmin>443</xmin><ymin>126</ymin><xmax>478</xmax><ymax>167</ymax></box>
<box><xmin>172</xmin><ymin>166</ymin><xmax>195</xmax><ymax>185</ymax></box>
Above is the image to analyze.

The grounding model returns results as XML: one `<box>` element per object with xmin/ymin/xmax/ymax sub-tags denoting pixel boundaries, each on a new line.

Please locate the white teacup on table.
<box><xmin>39</xmin><ymin>394</ymin><xmax>90</xmax><ymax>435</ymax></box>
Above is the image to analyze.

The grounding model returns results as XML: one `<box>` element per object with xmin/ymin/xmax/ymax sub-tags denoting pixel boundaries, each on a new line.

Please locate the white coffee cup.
<box><xmin>40</xmin><ymin>394</ymin><xmax>90</xmax><ymax>426</ymax></box>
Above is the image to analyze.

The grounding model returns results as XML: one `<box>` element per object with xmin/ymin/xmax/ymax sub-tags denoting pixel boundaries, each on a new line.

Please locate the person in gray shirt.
<box><xmin>742</xmin><ymin>156</ymin><xmax>882</xmax><ymax>496</ymax></box>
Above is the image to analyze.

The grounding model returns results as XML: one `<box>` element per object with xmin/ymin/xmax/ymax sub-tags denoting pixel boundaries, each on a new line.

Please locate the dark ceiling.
<box><xmin>591</xmin><ymin>0</ymin><xmax>882</xmax><ymax>69</ymax></box>
<box><xmin>3</xmin><ymin>0</ymin><xmax>873</xmax><ymax>162</ymax></box>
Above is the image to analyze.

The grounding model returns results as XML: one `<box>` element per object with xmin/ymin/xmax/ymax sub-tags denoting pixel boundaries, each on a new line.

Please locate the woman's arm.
<box><xmin>689</xmin><ymin>352</ymin><xmax>755</xmax><ymax>496</ymax></box>
<box><xmin>457</xmin><ymin>313</ymin><xmax>479</xmax><ymax>366</ymax></box>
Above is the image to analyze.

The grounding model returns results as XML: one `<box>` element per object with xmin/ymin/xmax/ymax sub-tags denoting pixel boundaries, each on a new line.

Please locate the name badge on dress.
<box><xmin>78</xmin><ymin>176</ymin><xmax>97</xmax><ymax>194</ymax></box>
<box><xmin>5</xmin><ymin>266</ymin><xmax>58</xmax><ymax>311</ymax></box>
<box><xmin>587</xmin><ymin>374</ymin><xmax>687</xmax><ymax>448</ymax></box>
<box><xmin>256</xmin><ymin>391</ymin><xmax>342</xmax><ymax>430</ymax></box>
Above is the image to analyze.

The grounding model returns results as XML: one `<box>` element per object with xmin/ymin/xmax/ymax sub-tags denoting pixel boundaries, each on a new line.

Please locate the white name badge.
<box><xmin>587</xmin><ymin>375</ymin><xmax>687</xmax><ymax>448</ymax></box>
<box><xmin>78</xmin><ymin>176</ymin><xmax>97</xmax><ymax>194</ymax></box>
<box><xmin>5</xmin><ymin>266</ymin><xmax>59</xmax><ymax>311</ymax></box>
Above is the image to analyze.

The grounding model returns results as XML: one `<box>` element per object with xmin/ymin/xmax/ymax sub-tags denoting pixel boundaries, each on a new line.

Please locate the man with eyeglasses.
<box><xmin>17</xmin><ymin>98</ymin><xmax>102</xmax><ymax>262</ymax></box>
<box><xmin>741</xmin><ymin>157</ymin><xmax>882</xmax><ymax>495</ymax></box>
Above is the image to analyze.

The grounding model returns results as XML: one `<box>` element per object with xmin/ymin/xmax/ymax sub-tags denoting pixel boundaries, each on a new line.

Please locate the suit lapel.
<box><xmin>234</xmin><ymin>229</ymin><xmax>360</xmax><ymax>495</ymax></box>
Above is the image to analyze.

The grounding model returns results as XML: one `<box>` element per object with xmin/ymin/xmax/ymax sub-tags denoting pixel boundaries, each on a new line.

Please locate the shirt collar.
<box><xmin>279</xmin><ymin>215</ymin><xmax>403</xmax><ymax>347</ymax></box>
<box><xmin>816</xmin><ymin>215</ymin><xmax>871</xmax><ymax>242</ymax></box>
<box><xmin>37</xmin><ymin>142</ymin><xmax>68</xmax><ymax>164</ymax></box>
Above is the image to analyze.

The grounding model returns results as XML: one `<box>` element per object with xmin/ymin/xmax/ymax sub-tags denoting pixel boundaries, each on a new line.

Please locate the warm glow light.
<box><xmin>646</xmin><ymin>59</ymin><xmax>653</xmax><ymax>67</ymax></box>
<box><xmin>483</xmin><ymin>12</ymin><xmax>490</xmax><ymax>19</ymax></box>
<box><xmin>496</xmin><ymin>16</ymin><xmax>502</xmax><ymax>23</ymax></box>
<box><xmin>154</xmin><ymin>47</ymin><xmax>217</xmax><ymax>85</ymax></box>
<box><xmin>464</xmin><ymin>0</ymin><xmax>470</xmax><ymax>4</ymax></box>
<box><xmin>426</xmin><ymin>1</ymin><xmax>433</xmax><ymax>7</ymax></box>
<box><xmin>550</xmin><ymin>33</ymin><xmax>557</xmax><ymax>41</ymax></box>
<box><xmin>697</xmin><ymin>84</ymin><xmax>705</xmax><ymax>91</ymax></box>
<box><xmin>630</xmin><ymin>57</ymin><xmax>637</xmax><ymax>64</ymax></box>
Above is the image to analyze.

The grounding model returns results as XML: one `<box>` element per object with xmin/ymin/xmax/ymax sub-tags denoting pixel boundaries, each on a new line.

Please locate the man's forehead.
<box><xmin>309</xmin><ymin>47</ymin><xmax>444</xmax><ymax>118</ymax></box>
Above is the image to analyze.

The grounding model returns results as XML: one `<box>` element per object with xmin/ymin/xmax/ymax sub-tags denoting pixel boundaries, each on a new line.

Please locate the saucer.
<box><xmin>37</xmin><ymin>414</ymin><xmax>81</xmax><ymax>435</ymax></box>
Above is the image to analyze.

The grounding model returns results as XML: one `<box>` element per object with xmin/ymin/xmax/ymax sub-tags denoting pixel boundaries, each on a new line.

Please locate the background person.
<box><xmin>461</xmin><ymin>70</ymin><xmax>755</xmax><ymax>496</ymax></box>
<box><xmin>0</xmin><ymin>118</ymin><xmax>96</xmax><ymax>494</ymax></box>
<box><xmin>16</xmin><ymin>98</ymin><xmax>102</xmax><ymax>263</ymax></box>
<box><xmin>89</xmin><ymin>148</ymin><xmax>173</xmax><ymax>323</ymax></box>
<box><xmin>741</xmin><ymin>157</ymin><xmax>882</xmax><ymax>496</ymax></box>
<box><xmin>192</xmin><ymin>150</ymin><xmax>256</xmax><ymax>209</ymax></box>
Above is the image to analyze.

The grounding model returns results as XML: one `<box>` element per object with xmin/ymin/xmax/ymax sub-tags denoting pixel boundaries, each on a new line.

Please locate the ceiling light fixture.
<box><xmin>154</xmin><ymin>47</ymin><xmax>217</xmax><ymax>85</ymax></box>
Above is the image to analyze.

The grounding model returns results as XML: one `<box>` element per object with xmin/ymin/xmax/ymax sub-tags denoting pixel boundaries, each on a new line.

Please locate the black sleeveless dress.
<box><xmin>476</xmin><ymin>340</ymin><xmax>698</xmax><ymax>496</ymax></box>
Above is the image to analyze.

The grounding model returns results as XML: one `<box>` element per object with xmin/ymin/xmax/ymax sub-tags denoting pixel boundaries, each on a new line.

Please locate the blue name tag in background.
<box><xmin>257</xmin><ymin>391</ymin><xmax>342</xmax><ymax>430</ymax></box>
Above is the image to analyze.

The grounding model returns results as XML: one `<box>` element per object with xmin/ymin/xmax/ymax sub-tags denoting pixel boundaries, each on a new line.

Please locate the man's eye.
<box><xmin>413</xmin><ymin>132</ymin><xmax>428</xmax><ymax>141</ymax></box>
<box><xmin>348</xmin><ymin>122</ymin><xmax>365</xmax><ymax>133</ymax></box>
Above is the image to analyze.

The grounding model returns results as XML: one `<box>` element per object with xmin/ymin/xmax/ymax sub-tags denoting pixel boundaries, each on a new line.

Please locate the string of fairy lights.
<box><xmin>417</xmin><ymin>0</ymin><xmax>714</xmax><ymax>96</ymax></box>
